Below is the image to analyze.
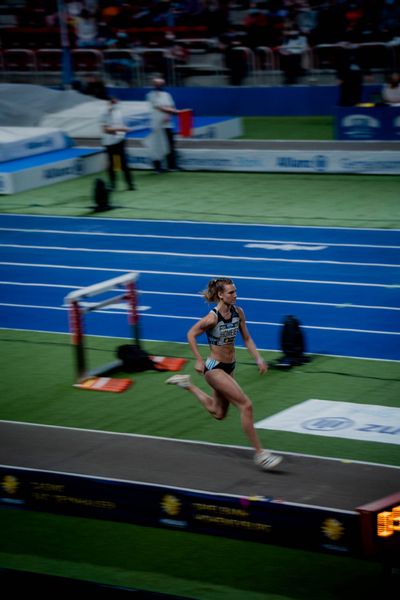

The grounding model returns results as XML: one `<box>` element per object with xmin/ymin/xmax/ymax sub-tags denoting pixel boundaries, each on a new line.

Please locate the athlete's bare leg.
<box><xmin>166</xmin><ymin>372</ymin><xmax>282</xmax><ymax>469</ymax></box>
<box><xmin>181</xmin><ymin>370</ymin><xmax>261</xmax><ymax>453</ymax></box>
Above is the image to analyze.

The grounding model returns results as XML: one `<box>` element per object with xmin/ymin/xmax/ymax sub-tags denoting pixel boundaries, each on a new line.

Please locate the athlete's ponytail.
<box><xmin>203</xmin><ymin>278</ymin><xmax>233</xmax><ymax>302</ymax></box>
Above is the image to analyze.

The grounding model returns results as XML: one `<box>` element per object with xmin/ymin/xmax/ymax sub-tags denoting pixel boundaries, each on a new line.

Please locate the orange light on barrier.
<box><xmin>179</xmin><ymin>109</ymin><xmax>193</xmax><ymax>137</ymax></box>
<box><xmin>392</xmin><ymin>505</ymin><xmax>400</xmax><ymax>531</ymax></box>
<box><xmin>377</xmin><ymin>511</ymin><xmax>394</xmax><ymax>537</ymax></box>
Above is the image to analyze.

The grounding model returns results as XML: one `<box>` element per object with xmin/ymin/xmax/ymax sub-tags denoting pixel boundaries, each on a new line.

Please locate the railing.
<box><xmin>357</xmin><ymin>42</ymin><xmax>395</xmax><ymax>74</ymax></box>
<box><xmin>173</xmin><ymin>46</ymin><xmax>228</xmax><ymax>85</ymax></box>
<box><xmin>311</xmin><ymin>42</ymin><xmax>395</xmax><ymax>80</ymax></box>
<box><xmin>255</xmin><ymin>46</ymin><xmax>280</xmax><ymax>85</ymax></box>
<box><xmin>2</xmin><ymin>49</ymin><xmax>37</xmax><ymax>82</ymax></box>
<box><xmin>230</xmin><ymin>46</ymin><xmax>257</xmax><ymax>85</ymax></box>
<box><xmin>0</xmin><ymin>42</ymin><xmax>396</xmax><ymax>87</ymax></box>
<box><xmin>102</xmin><ymin>49</ymin><xmax>142</xmax><ymax>86</ymax></box>
<box><xmin>137</xmin><ymin>48</ymin><xmax>176</xmax><ymax>86</ymax></box>
<box><xmin>71</xmin><ymin>49</ymin><xmax>104</xmax><ymax>76</ymax></box>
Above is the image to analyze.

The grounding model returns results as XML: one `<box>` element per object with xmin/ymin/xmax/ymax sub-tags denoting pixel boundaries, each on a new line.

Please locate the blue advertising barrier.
<box><xmin>335</xmin><ymin>106</ymin><xmax>400</xmax><ymax>140</ymax></box>
<box><xmin>110</xmin><ymin>85</ymin><xmax>382</xmax><ymax>117</ymax></box>
<box><xmin>1</xmin><ymin>462</ymin><xmax>399</xmax><ymax>565</ymax></box>
<box><xmin>0</xmin><ymin>464</ymin><xmax>362</xmax><ymax>556</ymax></box>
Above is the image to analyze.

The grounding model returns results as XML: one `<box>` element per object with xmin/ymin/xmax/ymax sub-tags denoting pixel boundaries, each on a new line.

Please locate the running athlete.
<box><xmin>166</xmin><ymin>278</ymin><xmax>282</xmax><ymax>471</ymax></box>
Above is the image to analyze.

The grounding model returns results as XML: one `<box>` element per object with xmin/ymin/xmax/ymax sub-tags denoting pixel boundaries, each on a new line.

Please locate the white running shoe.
<box><xmin>165</xmin><ymin>374</ymin><xmax>192</xmax><ymax>389</ymax></box>
<box><xmin>254</xmin><ymin>451</ymin><xmax>282</xmax><ymax>471</ymax></box>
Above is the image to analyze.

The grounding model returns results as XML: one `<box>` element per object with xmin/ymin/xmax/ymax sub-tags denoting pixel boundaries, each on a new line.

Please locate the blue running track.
<box><xmin>0</xmin><ymin>214</ymin><xmax>399</xmax><ymax>361</ymax></box>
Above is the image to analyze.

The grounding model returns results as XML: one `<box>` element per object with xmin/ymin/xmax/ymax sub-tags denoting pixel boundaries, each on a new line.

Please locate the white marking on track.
<box><xmin>245</xmin><ymin>243</ymin><xmax>327</xmax><ymax>251</ymax></box>
<box><xmin>1</xmin><ymin>243</ymin><xmax>398</xmax><ymax>268</ymax></box>
<box><xmin>1</xmin><ymin>303</ymin><xmax>398</xmax><ymax>335</ymax></box>
<box><xmin>1</xmin><ymin>226</ymin><xmax>399</xmax><ymax>249</ymax></box>
<box><xmin>1</xmin><ymin>261</ymin><xmax>397</xmax><ymax>287</ymax></box>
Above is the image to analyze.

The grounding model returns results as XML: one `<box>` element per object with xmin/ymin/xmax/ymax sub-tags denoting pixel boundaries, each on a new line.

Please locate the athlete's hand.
<box><xmin>195</xmin><ymin>358</ymin><xmax>205</xmax><ymax>374</ymax></box>
<box><xmin>257</xmin><ymin>358</ymin><xmax>268</xmax><ymax>374</ymax></box>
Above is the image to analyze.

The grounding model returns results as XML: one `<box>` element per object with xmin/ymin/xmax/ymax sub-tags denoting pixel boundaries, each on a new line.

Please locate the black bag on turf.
<box><xmin>93</xmin><ymin>177</ymin><xmax>110</xmax><ymax>211</ymax></box>
<box><xmin>117</xmin><ymin>344</ymin><xmax>154</xmax><ymax>372</ymax></box>
<box><xmin>279</xmin><ymin>315</ymin><xmax>307</xmax><ymax>367</ymax></box>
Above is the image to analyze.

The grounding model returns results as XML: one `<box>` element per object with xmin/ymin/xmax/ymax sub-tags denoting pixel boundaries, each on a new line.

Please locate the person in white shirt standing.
<box><xmin>145</xmin><ymin>78</ymin><xmax>180</xmax><ymax>173</ymax></box>
<box><xmin>100</xmin><ymin>97</ymin><xmax>135</xmax><ymax>191</ymax></box>
<box><xmin>279</xmin><ymin>29</ymin><xmax>309</xmax><ymax>85</ymax></box>
<box><xmin>382</xmin><ymin>72</ymin><xmax>400</xmax><ymax>105</ymax></box>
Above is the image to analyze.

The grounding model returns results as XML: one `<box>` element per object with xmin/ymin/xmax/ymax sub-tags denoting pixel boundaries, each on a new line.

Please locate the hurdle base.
<box><xmin>78</xmin><ymin>360</ymin><xmax>124</xmax><ymax>383</ymax></box>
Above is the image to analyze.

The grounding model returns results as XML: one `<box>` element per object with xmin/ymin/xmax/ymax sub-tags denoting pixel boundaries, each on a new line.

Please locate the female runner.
<box><xmin>166</xmin><ymin>278</ymin><xmax>282</xmax><ymax>471</ymax></box>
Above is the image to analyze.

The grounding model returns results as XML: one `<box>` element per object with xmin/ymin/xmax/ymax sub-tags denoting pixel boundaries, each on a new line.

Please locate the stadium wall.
<box><xmin>111</xmin><ymin>84</ymin><xmax>382</xmax><ymax>117</ymax></box>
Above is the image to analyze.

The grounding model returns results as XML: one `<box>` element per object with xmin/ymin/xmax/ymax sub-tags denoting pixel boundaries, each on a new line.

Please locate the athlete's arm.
<box><xmin>238</xmin><ymin>307</ymin><xmax>267</xmax><ymax>374</ymax></box>
<box><xmin>187</xmin><ymin>312</ymin><xmax>217</xmax><ymax>373</ymax></box>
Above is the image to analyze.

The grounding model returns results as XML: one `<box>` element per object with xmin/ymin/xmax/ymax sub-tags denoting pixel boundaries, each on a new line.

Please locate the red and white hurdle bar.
<box><xmin>64</xmin><ymin>272</ymin><xmax>139</xmax><ymax>382</ymax></box>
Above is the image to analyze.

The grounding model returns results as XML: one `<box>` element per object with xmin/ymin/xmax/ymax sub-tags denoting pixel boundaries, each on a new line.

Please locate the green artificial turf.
<box><xmin>1</xmin><ymin>170</ymin><xmax>399</xmax><ymax>228</ymax></box>
<box><xmin>1</xmin><ymin>329</ymin><xmax>399</xmax><ymax>466</ymax></box>
<box><xmin>240</xmin><ymin>116</ymin><xmax>334</xmax><ymax>140</ymax></box>
<box><xmin>0</xmin><ymin>510</ymin><xmax>393</xmax><ymax>600</ymax></box>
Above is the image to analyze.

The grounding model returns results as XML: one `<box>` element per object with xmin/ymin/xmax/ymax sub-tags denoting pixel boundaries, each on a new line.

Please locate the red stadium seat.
<box><xmin>3</xmin><ymin>48</ymin><xmax>37</xmax><ymax>83</ymax></box>
<box><xmin>71</xmin><ymin>49</ymin><xmax>103</xmax><ymax>77</ymax></box>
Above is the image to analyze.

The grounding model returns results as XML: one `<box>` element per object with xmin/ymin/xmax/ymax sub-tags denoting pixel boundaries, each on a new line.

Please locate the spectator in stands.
<box><xmin>145</xmin><ymin>77</ymin><xmax>181</xmax><ymax>173</ymax></box>
<box><xmin>224</xmin><ymin>38</ymin><xmax>248</xmax><ymax>86</ymax></box>
<box><xmin>381</xmin><ymin>72</ymin><xmax>400</xmax><ymax>105</ymax></box>
<box><xmin>203</xmin><ymin>0</ymin><xmax>230</xmax><ymax>38</ymax></box>
<box><xmin>264</xmin><ymin>0</ymin><xmax>289</xmax><ymax>46</ymax></box>
<box><xmin>279</xmin><ymin>28</ymin><xmax>309</xmax><ymax>85</ymax></box>
<box><xmin>100</xmin><ymin>1</ymin><xmax>122</xmax><ymax>26</ymax></box>
<box><xmin>164</xmin><ymin>32</ymin><xmax>189</xmax><ymax>66</ymax></box>
<box><xmin>73</xmin><ymin>8</ymin><xmax>98</xmax><ymax>48</ymax></box>
<box><xmin>379</xmin><ymin>0</ymin><xmax>400</xmax><ymax>40</ymax></box>
<box><xmin>312</xmin><ymin>1</ymin><xmax>346</xmax><ymax>45</ymax></box>
<box><xmin>96</xmin><ymin>18</ymin><xmax>115</xmax><ymax>48</ymax></box>
<box><xmin>336</xmin><ymin>44</ymin><xmax>364</xmax><ymax>106</ymax></box>
<box><xmin>100</xmin><ymin>97</ymin><xmax>135</xmax><ymax>191</ymax></box>
<box><xmin>103</xmin><ymin>32</ymin><xmax>139</xmax><ymax>86</ymax></box>
<box><xmin>242</xmin><ymin>3</ymin><xmax>269</xmax><ymax>49</ymax></box>
<box><xmin>296</xmin><ymin>1</ymin><xmax>317</xmax><ymax>39</ymax></box>
<box><xmin>66</xmin><ymin>1</ymin><xmax>84</xmax><ymax>20</ymax></box>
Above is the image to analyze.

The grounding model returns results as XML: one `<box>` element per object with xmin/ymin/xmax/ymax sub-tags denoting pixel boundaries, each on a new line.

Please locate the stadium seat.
<box><xmin>174</xmin><ymin>48</ymin><xmax>227</xmax><ymax>86</ymax></box>
<box><xmin>357</xmin><ymin>43</ymin><xmax>393</xmax><ymax>77</ymax></box>
<box><xmin>102</xmin><ymin>49</ymin><xmax>142</xmax><ymax>86</ymax></box>
<box><xmin>255</xmin><ymin>46</ymin><xmax>279</xmax><ymax>85</ymax></box>
<box><xmin>311</xmin><ymin>44</ymin><xmax>342</xmax><ymax>82</ymax></box>
<box><xmin>71</xmin><ymin>49</ymin><xmax>103</xmax><ymax>79</ymax></box>
<box><xmin>36</xmin><ymin>48</ymin><xmax>63</xmax><ymax>85</ymax></box>
<box><xmin>139</xmin><ymin>48</ymin><xmax>175</xmax><ymax>86</ymax></box>
<box><xmin>3</xmin><ymin>48</ymin><xmax>37</xmax><ymax>83</ymax></box>
<box><xmin>230</xmin><ymin>46</ymin><xmax>257</xmax><ymax>85</ymax></box>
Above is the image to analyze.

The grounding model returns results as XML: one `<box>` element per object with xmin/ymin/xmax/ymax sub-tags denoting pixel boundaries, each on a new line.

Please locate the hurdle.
<box><xmin>64</xmin><ymin>272</ymin><xmax>140</xmax><ymax>382</ymax></box>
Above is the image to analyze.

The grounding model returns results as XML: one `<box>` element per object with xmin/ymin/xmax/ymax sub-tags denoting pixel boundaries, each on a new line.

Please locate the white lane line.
<box><xmin>1</xmin><ymin>227</ymin><xmax>399</xmax><ymax>250</ymax></box>
<box><xmin>1</xmin><ymin>302</ymin><xmax>399</xmax><ymax>336</ymax></box>
<box><xmin>1</xmin><ymin>243</ymin><xmax>398</xmax><ymax>268</ymax></box>
<box><xmin>1</xmin><ymin>326</ymin><xmax>399</xmax><ymax>363</ymax></box>
<box><xmin>0</xmin><ymin>281</ymin><xmax>399</xmax><ymax>311</ymax></box>
<box><xmin>1</xmin><ymin>262</ymin><xmax>398</xmax><ymax>288</ymax></box>
<box><xmin>2</xmin><ymin>212</ymin><xmax>400</xmax><ymax>232</ymax></box>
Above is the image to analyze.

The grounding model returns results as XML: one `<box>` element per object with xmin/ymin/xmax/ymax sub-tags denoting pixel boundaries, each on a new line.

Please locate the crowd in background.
<box><xmin>2</xmin><ymin>1</ymin><xmax>400</xmax><ymax>51</ymax></box>
<box><xmin>1</xmin><ymin>1</ymin><xmax>399</xmax><ymax>96</ymax></box>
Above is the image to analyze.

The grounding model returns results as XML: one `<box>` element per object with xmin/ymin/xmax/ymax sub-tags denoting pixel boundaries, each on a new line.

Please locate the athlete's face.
<box><xmin>219</xmin><ymin>284</ymin><xmax>237</xmax><ymax>304</ymax></box>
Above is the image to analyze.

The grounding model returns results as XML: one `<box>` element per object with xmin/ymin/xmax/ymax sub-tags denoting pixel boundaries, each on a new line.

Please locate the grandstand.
<box><xmin>0</xmin><ymin>1</ymin><xmax>399</xmax><ymax>87</ymax></box>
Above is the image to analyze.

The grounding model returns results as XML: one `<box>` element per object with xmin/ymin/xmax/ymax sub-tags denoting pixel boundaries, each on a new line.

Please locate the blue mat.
<box><xmin>0</xmin><ymin>147</ymin><xmax>103</xmax><ymax>173</ymax></box>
